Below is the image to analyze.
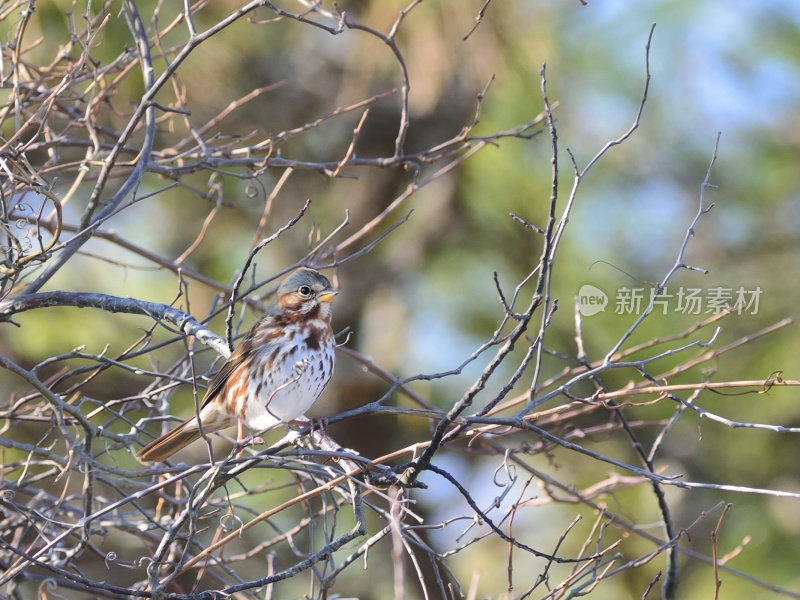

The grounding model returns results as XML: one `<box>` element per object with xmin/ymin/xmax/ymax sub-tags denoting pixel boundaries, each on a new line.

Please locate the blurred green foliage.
<box><xmin>2</xmin><ymin>0</ymin><xmax>799</xmax><ymax>598</ymax></box>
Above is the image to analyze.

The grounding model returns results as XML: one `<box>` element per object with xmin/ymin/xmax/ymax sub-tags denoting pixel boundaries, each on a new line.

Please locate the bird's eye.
<box><xmin>298</xmin><ymin>285</ymin><xmax>312</xmax><ymax>297</ymax></box>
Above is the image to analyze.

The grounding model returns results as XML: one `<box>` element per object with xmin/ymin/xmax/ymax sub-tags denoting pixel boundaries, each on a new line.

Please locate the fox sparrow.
<box><xmin>137</xmin><ymin>267</ymin><xmax>338</xmax><ymax>462</ymax></box>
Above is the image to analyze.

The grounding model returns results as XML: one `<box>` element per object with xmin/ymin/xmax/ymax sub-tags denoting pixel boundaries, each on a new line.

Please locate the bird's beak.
<box><xmin>318</xmin><ymin>289</ymin><xmax>339</xmax><ymax>303</ymax></box>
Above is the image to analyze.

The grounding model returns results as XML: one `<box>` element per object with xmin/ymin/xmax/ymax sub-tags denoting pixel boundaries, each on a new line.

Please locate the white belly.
<box><xmin>242</xmin><ymin>336</ymin><xmax>335</xmax><ymax>432</ymax></box>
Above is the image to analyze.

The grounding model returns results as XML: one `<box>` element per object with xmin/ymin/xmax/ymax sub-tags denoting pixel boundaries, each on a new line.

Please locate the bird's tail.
<box><xmin>137</xmin><ymin>419</ymin><xmax>202</xmax><ymax>462</ymax></box>
<box><xmin>138</xmin><ymin>403</ymin><xmax>238</xmax><ymax>462</ymax></box>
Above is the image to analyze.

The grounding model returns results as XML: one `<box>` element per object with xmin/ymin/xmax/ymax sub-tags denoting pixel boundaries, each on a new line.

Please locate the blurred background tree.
<box><xmin>1</xmin><ymin>1</ymin><xmax>798</xmax><ymax>599</ymax></box>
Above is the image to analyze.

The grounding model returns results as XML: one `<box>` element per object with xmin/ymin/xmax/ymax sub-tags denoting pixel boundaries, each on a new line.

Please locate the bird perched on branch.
<box><xmin>137</xmin><ymin>267</ymin><xmax>338</xmax><ymax>462</ymax></box>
